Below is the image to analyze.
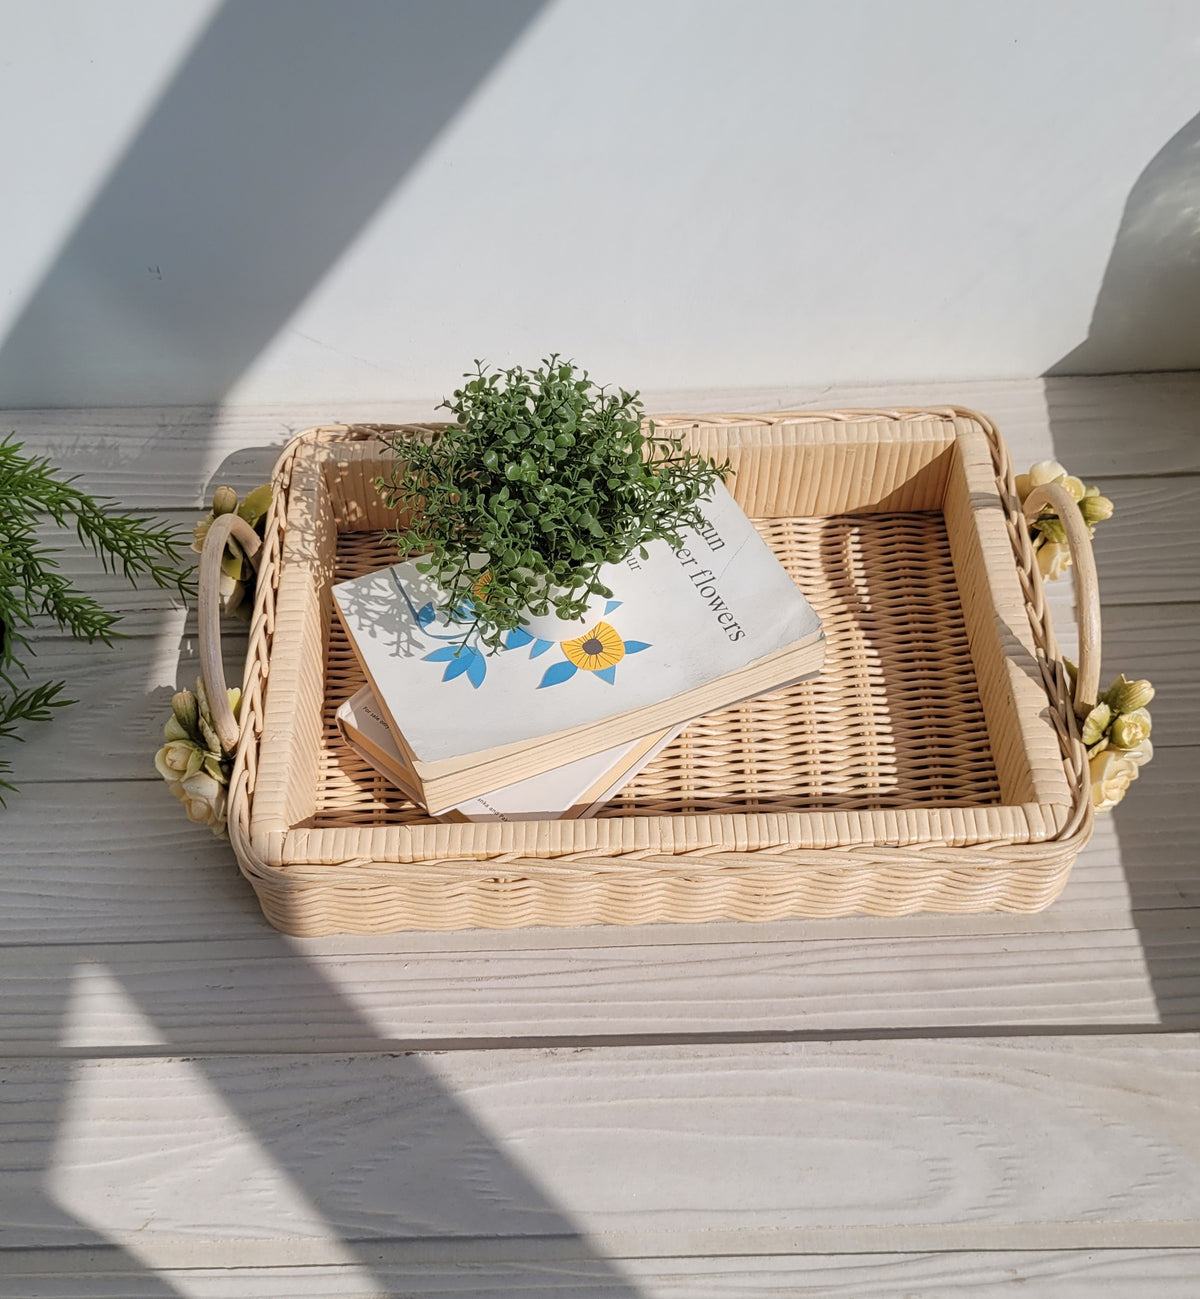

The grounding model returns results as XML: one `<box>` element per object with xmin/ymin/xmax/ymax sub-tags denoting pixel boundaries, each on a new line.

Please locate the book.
<box><xmin>337</xmin><ymin>686</ymin><xmax>684</xmax><ymax>822</ymax></box>
<box><xmin>333</xmin><ymin>481</ymin><xmax>824</xmax><ymax>812</ymax></box>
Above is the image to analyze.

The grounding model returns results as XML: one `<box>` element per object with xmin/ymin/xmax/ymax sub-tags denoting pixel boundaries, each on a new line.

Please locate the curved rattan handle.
<box><xmin>1022</xmin><ymin>482</ymin><xmax>1101</xmax><ymax>719</ymax></box>
<box><xmin>198</xmin><ymin>513</ymin><xmax>262</xmax><ymax>751</ymax></box>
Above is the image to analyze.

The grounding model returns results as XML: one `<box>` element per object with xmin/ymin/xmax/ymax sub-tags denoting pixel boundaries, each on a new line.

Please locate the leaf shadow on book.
<box><xmin>335</xmin><ymin>569</ymin><xmax>437</xmax><ymax>665</ymax></box>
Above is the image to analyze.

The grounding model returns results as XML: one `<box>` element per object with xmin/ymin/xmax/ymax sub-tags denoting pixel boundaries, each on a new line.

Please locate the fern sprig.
<box><xmin>0</xmin><ymin>679</ymin><xmax>72</xmax><ymax>798</ymax></box>
<box><xmin>0</xmin><ymin>433</ymin><xmax>196</xmax><ymax>803</ymax></box>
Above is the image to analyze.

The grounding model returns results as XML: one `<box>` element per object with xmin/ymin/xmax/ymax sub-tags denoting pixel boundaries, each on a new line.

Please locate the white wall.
<box><xmin>1</xmin><ymin>0</ymin><xmax>1198</xmax><ymax>408</ymax></box>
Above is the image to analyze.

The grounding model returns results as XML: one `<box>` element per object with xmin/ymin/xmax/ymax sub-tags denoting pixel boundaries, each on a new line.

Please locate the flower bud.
<box><xmin>1081</xmin><ymin>702</ymin><xmax>1112</xmax><ymax>747</ymax></box>
<box><xmin>1110</xmin><ymin>707</ymin><xmax>1152</xmax><ymax>750</ymax></box>
<box><xmin>171</xmin><ymin>689</ymin><xmax>199</xmax><ymax>735</ymax></box>
<box><xmin>1079</xmin><ymin>490</ymin><xmax>1114</xmax><ymax>525</ymax></box>
<box><xmin>1104</xmin><ymin>674</ymin><xmax>1155</xmax><ymax>713</ymax></box>
<box><xmin>211</xmin><ymin>485</ymin><xmax>238</xmax><ymax>517</ymax></box>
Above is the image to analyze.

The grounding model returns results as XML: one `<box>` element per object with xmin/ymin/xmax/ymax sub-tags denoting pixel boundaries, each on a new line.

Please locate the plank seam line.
<box><xmin>5</xmin><ymin>1222</ymin><xmax>1200</xmax><ymax>1270</ymax></box>
<box><xmin>4</xmin><ymin>1023</ymin><xmax>1200</xmax><ymax>1061</ymax></box>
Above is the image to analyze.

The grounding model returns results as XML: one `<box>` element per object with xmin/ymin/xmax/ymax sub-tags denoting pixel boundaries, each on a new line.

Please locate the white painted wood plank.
<box><xmin>1087</xmin><ymin>474</ymin><xmax>1200</xmax><ymax>605</ymax></box>
<box><xmin>3</xmin><ymin>923</ymin><xmax>1195</xmax><ymax>1055</ymax></box>
<box><xmin>5</xmin><ymin>1250</ymin><xmax>1200</xmax><ymax>1298</ymax></box>
<box><xmin>5</xmin><ymin>375</ymin><xmax>1196</xmax><ymax>509</ymax></box>
<box><xmin>13</xmin><ymin>633</ymin><xmax>248</xmax><ymax>783</ymax></box>
<box><xmin>1040</xmin><ymin>475</ymin><xmax>1200</xmax><ymax>611</ymax></box>
<box><xmin>4</xmin><ymin>1038</ymin><xmax>1198</xmax><ymax>1254</ymax></box>
<box><xmin>1035</xmin><ymin>592</ymin><xmax>1196</xmax><ymax>746</ymax></box>
<box><xmin>5</xmin><ymin>407</ymin><xmax>299</xmax><ymax>508</ymax></box>
<box><xmin>0</xmin><ymin>785</ymin><xmax>265</xmax><ymax>942</ymax></box>
<box><xmin>1101</xmin><ymin>603</ymin><xmax>1198</xmax><ymax>748</ymax></box>
<box><xmin>1074</xmin><ymin>741</ymin><xmax>1199</xmax><ymax>915</ymax></box>
<box><xmin>1038</xmin><ymin>374</ymin><xmax>1200</xmax><ymax>478</ymax></box>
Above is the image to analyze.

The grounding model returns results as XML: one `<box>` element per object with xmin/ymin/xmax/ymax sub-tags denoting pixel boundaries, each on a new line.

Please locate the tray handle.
<box><xmin>1022</xmin><ymin>481</ymin><xmax>1100</xmax><ymax>719</ymax></box>
<box><xmin>198</xmin><ymin>513</ymin><xmax>263</xmax><ymax>751</ymax></box>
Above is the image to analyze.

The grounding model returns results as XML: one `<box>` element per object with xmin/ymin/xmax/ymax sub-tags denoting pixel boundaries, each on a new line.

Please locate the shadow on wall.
<box><xmin>0</xmin><ymin>0</ymin><xmax>546</xmax><ymax>408</ymax></box>
<box><xmin>1047</xmin><ymin>110</ymin><xmax>1200</xmax><ymax>378</ymax></box>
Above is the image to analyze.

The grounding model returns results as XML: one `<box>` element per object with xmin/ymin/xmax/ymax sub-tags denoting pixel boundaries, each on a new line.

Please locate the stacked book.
<box><xmin>332</xmin><ymin>483</ymin><xmax>825</xmax><ymax>822</ymax></box>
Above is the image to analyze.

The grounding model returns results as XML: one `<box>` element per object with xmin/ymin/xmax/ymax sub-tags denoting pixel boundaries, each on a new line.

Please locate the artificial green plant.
<box><xmin>377</xmin><ymin>357</ymin><xmax>729</xmax><ymax>649</ymax></box>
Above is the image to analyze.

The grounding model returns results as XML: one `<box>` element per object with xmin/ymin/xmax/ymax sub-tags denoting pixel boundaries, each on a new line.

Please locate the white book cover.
<box><xmin>337</xmin><ymin>686</ymin><xmax>682</xmax><ymax>822</ymax></box>
<box><xmin>332</xmin><ymin>481</ymin><xmax>823</xmax><ymax>766</ymax></box>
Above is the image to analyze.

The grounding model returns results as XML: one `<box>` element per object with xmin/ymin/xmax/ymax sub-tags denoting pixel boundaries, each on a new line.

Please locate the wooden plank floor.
<box><xmin>1</xmin><ymin>376</ymin><xmax>1197</xmax><ymax>1297</ymax></box>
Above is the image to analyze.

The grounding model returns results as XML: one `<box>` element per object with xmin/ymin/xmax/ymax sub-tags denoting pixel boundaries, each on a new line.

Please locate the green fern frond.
<box><xmin>0</xmin><ymin>434</ymin><xmax>196</xmax><ymax>803</ymax></box>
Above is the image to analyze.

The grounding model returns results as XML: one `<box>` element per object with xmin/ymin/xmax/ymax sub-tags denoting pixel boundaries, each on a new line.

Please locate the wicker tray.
<box><xmin>200</xmin><ymin>409</ymin><xmax>1095</xmax><ymax>935</ymax></box>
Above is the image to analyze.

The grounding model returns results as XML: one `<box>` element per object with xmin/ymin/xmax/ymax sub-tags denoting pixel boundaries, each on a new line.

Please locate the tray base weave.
<box><xmin>314</xmin><ymin>511</ymin><xmax>1001</xmax><ymax>826</ymax></box>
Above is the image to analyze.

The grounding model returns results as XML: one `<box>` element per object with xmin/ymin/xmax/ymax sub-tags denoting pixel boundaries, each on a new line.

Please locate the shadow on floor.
<box><xmin>10</xmin><ymin>939</ymin><xmax>642</xmax><ymax>1296</ymax></box>
<box><xmin>1044</xmin><ymin>109</ymin><xmax>1200</xmax><ymax>1033</ymax></box>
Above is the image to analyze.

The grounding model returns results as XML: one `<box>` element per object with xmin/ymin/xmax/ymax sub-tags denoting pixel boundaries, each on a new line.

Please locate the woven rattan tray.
<box><xmin>202</xmin><ymin>409</ymin><xmax>1094</xmax><ymax>935</ymax></box>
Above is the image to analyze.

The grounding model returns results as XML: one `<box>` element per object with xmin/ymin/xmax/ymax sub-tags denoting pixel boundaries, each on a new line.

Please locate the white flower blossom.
<box><xmin>1089</xmin><ymin>747</ymin><xmax>1142</xmax><ymax>811</ymax></box>
<box><xmin>173</xmin><ymin>769</ymin><xmax>229</xmax><ymax>837</ymax></box>
<box><xmin>1036</xmin><ymin>540</ymin><xmax>1072</xmax><ymax>580</ymax></box>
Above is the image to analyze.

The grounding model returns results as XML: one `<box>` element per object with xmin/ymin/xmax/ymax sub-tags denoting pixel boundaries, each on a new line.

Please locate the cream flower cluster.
<box><xmin>191</xmin><ymin>483</ymin><xmax>272</xmax><ymax>620</ymax></box>
<box><xmin>1078</xmin><ymin>671</ymin><xmax>1155</xmax><ymax>812</ymax></box>
<box><xmin>1014</xmin><ymin>460</ymin><xmax>1114</xmax><ymax>581</ymax></box>
<box><xmin>154</xmin><ymin>679</ymin><xmax>240</xmax><ymax>836</ymax></box>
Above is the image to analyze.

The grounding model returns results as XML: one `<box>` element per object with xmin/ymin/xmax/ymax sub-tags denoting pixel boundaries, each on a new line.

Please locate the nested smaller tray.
<box><xmin>213</xmin><ymin>409</ymin><xmax>1092</xmax><ymax>935</ymax></box>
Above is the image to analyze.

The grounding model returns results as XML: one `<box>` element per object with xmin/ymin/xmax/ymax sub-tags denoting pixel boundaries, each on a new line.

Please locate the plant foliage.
<box><xmin>378</xmin><ymin>357</ymin><xmax>729</xmax><ymax>649</ymax></box>
<box><xmin>0</xmin><ymin>434</ymin><xmax>194</xmax><ymax>801</ymax></box>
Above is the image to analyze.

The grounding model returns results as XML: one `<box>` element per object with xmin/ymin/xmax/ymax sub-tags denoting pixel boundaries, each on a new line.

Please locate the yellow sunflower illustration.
<box><xmin>561</xmin><ymin>621</ymin><xmax>626</xmax><ymax>671</ymax></box>
<box><xmin>471</xmin><ymin>570</ymin><xmax>492</xmax><ymax>603</ymax></box>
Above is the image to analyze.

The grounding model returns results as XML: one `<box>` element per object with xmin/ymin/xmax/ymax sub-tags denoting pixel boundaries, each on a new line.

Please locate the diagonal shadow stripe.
<box><xmin>0</xmin><ymin>4</ymin><xmax>642</xmax><ymax>1295</ymax></box>
<box><xmin>0</xmin><ymin>0</ymin><xmax>548</xmax><ymax>408</ymax></box>
<box><xmin>1045</xmin><ymin>110</ymin><xmax>1200</xmax><ymax>378</ymax></box>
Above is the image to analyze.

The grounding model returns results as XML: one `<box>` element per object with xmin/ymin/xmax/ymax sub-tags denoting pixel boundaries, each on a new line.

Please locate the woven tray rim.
<box><xmin>225</xmin><ymin>407</ymin><xmax>1092</xmax><ymax>891</ymax></box>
